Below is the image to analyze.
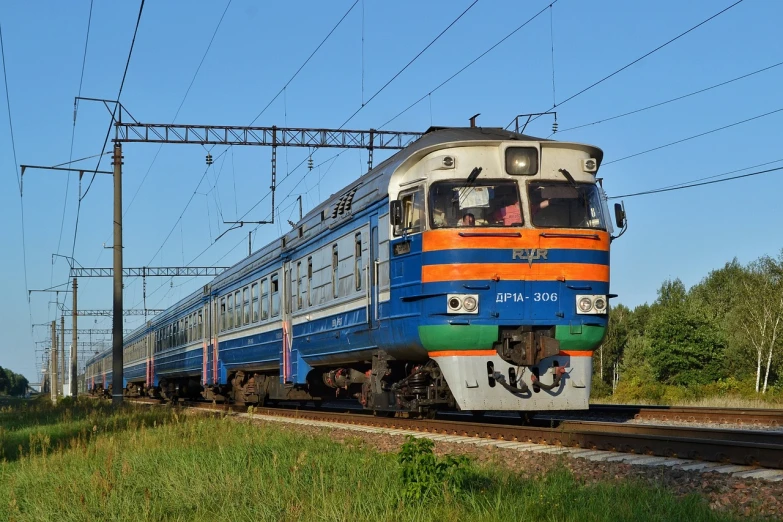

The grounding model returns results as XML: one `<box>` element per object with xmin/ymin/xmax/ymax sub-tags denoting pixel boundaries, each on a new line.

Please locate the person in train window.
<box><xmin>459</xmin><ymin>213</ymin><xmax>475</xmax><ymax>226</ymax></box>
<box><xmin>432</xmin><ymin>204</ymin><xmax>447</xmax><ymax>228</ymax></box>
<box><xmin>493</xmin><ymin>197</ymin><xmax>523</xmax><ymax>226</ymax></box>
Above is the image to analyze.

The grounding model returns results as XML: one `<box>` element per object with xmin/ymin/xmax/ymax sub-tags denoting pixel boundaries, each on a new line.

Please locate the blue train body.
<box><xmin>85</xmin><ymin>128</ymin><xmax>620</xmax><ymax>413</ymax></box>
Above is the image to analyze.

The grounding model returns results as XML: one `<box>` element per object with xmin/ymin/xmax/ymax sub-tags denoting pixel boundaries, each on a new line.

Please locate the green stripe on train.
<box><xmin>418</xmin><ymin>325</ymin><xmax>498</xmax><ymax>352</ymax></box>
<box><xmin>418</xmin><ymin>324</ymin><xmax>606</xmax><ymax>353</ymax></box>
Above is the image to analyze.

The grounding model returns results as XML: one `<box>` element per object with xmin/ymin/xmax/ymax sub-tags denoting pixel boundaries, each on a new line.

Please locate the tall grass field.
<box><xmin>0</xmin><ymin>398</ymin><xmax>751</xmax><ymax>521</ymax></box>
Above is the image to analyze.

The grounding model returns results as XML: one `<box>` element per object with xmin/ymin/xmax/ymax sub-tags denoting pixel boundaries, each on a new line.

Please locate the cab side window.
<box><xmin>394</xmin><ymin>186</ymin><xmax>424</xmax><ymax>236</ymax></box>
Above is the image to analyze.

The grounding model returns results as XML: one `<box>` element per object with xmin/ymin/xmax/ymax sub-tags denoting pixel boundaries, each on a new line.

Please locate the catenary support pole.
<box><xmin>71</xmin><ymin>278</ymin><xmax>78</xmax><ymax>397</ymax></box>
<box><xmin>60</xmin><ymin>316</ymin><xmax>65</xmax><ymax>396</ymax></box>
<box><xmin>50</xmin><ymin>320</ymin><xmax>57</xmax><ymax>404</ymax></box>
<box><xmin>112</xmin><ymin>143</ymin><xmax>124</xmax><ymax>405</ymax></box>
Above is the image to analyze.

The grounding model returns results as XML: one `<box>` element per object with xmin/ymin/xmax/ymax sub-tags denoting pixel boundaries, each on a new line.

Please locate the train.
<box><xmin>85</xmin><ymin>126</ymin><xmax>626</xmax><ymax>416</ymax></box>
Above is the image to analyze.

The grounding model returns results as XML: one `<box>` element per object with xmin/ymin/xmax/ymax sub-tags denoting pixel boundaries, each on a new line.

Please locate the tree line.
<box><xmin>597</xmin><ymin>251</ymin><xmax>783</xmax><ymax>400</ymax></box>
<box><xmin>0</xmin><ymin>366</ymin><xmax>29</xmax><ymax>396</ymax></box>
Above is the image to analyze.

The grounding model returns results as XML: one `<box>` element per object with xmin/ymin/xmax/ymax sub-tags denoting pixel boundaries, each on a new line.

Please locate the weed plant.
<box><xmin>0</xmin><ymin>399</ymin><xmax>754</xmax><ymax>521</ymax></box>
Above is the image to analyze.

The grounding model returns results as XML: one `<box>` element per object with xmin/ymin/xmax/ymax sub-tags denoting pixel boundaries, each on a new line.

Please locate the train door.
<box><xmin>210</xmin><ymin>298</ymin><xmax>219</xmax><ymax>385</ymax></box>
<box><xmin>202</xmin><ymin>300</ymin><xmax>210</xmax><ymax>386</ymax></box>
<box><xmin>281</xmin><ymin>264</ymin><xmax>293</xmax><ymax>384</ymax></box>
<box><xmin>369</xmin><ymin>215</ymin><xmax>380</xmax><ymax>329</ymax></box>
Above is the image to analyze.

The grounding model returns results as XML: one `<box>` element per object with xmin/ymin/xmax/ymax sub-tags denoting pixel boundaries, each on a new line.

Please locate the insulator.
<box><xmin>206</xmin><ymin>153</ymin><xmax>213</xmax><ymax>166</ymax></box>
<box><xmin>552</xmin><ymin>121</ymin><xmax>558</xmax><ymax>133</ymax></box>
<box><xmin>308</xmin><ymin>157</ymin><xmax>313</xmax><ymax>171</ymax></box>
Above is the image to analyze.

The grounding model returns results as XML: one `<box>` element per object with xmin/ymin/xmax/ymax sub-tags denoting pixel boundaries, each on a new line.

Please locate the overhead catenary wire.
<box><xmin>122</xmin><ymin>0</ymin><xmax>233</xmax><ymax>222</ymax></box>
<box><xmin>609</xmin><ymin>165</ymin><xmax>783</xmax><ymax>199</ymax></box>
<box><xmin>248</xmin><ymin>0</ymin><xmax>360</xmax><ymax>126</ymax></box>
<box><xmin>602</xmin><ymin>106</ymin><xmax>783</xmax><ymax>166</ymax></box>
<box><xmin>0</xmin><ymin>21</ymin><xmax>33</xmax><ymax>332</ymax></box>
<box><xmin>642</xmin><ymin>157</ymin><xmax>783</xmax><ymax>192</ymax></box>
<box><xmin>380</xmin><ymin>0</ymin><xmax>556</xmax><ymax>129</ymax></box>
<box><xmin>49</xmin><ymin>0</ymin><xmax>95</xmax><ymax>321</ymax></box>
<box><xmin>338</xmin><ymin>0</ymin><xmax>479</xmax><ymax>129</ymax></box>
<box><xmin>94</xmin><ymin>1</ymin><xmax>233</xmax><ymax>302</ymax></box>
<box><xmin>138</xmin><ymin>0</ymin><xmax>481</xmax><ymax>283</ymax></box>
<box><xmin>556</xmin><ymin>60</ymin><xmax>783</xmax><ymax>134</ymax></box>
<box><xmin>134</xmin><ymin>1</ymin><xmax>357</xmax><ymax>298</ymax></box>
<box><xmin>549</xmin><ymin>3</ymin><xmax>556</xmax><ymax>108</ymax></box>
<box><xmin>524</xmin><ymin>0</ymin><xmax>747</xmax><ymax>129</ymax></box>
<box><xmin>70</xmin><ymin>0</ymin><xmax>146</xmax><ymax>271</ymax></box>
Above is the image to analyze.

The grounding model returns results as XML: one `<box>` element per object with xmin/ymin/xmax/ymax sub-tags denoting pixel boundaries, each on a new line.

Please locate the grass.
<box><xmin>0</xmin><ymin>398</ymin><xmax>760</xmax><ymax>521</ymax></box>
<box><xmin>591</xmin><ymin>377</ymin><xmax>783</xmax><ymax>408</ymax></box>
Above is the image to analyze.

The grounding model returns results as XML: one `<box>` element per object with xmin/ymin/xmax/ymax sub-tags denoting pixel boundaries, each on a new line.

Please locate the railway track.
<box><xmin>130</xmin><ymin>398</ymin><xmax>783</xmax><ymax>470</ymax></box>
<box><xmin>587</xmin><ymin>404</ymin><xmax>783</xmax><ymax>426</ymax></box>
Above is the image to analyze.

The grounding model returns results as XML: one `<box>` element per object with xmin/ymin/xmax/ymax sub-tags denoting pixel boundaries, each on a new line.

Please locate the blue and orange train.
<box><xmin>85</xmin><ymin>127</ymin><xmax>626</xmax><ymax>415</ymax></box>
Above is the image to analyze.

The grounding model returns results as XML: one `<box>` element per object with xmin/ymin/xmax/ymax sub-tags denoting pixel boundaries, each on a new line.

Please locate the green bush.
<box><xmin>398</xmin><ymin>435</ymin><xmax>471</xmax><ymax>501</ymax></box>
<box><xmin>590</xmin><ymin>378</ymin><xmax>613</xmax><ymax>399</ymax></box>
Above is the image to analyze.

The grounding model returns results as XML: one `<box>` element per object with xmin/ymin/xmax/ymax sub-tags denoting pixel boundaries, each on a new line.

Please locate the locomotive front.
<box><xmin>388</xmin><ymin>132</ymin><xmax>620</xmax><ymax>411</ymax></box>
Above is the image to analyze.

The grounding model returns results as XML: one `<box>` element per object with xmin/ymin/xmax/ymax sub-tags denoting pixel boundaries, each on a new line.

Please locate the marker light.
<box><xmin>462</xmin><ymin>296</ymin><xmax>478</xmax><ymax>312</ymax></box>
<box><xmin>578</xmin><ymin>297</ymin><xmax>593</xmax><ymax>312</ymax></box>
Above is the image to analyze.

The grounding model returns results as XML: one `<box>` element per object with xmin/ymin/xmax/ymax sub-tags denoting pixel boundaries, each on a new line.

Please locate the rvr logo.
<box><xmin>512</xmin><ymin>248</ymin><xmax>548</xmax><ymax>267</ymax></box>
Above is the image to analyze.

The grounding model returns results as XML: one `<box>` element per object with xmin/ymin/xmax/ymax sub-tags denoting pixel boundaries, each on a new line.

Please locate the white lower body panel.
<box><xmin>433</xmin><ymin>353</ymin><xmax>592</xmax><ymax>411</ymax></box>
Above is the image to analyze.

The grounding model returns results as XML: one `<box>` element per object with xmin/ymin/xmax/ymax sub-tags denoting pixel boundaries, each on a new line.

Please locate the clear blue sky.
<box><xmin>1</xmin><ymin>0</ymin><xmax>781</xmax><ymax>382</ymax></box>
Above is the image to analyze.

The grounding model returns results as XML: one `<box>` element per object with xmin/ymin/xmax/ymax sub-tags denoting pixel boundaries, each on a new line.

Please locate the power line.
<box><xmin>557</xmin><ymin>60</ymin><xmax>783</xmax><ymax>133</ymax></box>
<box><xmin>137</xmin><ymin>0</ymin><xmax>348</xmax><ymax>286</ymax></box>
<box><xmin>50</xmin><ymin>0</ymin><xmax>94</xmax><ymax>323</ymax></box>
<box><xmin>609</xmin><ymin>165</ymin><xmax>783</xmax><ymax>199</ymax></box>
<box><xmin>338</xmin><ymin>0</ymin><xmax>479</xmax><ymax>129</ymax></box>
<box><xmin>525</xmin><ymin>0</ymin><xmax>746</xmax><ymax>128</ymax></box>
<box><xmin>71</xmin><ymin>0</ymin><xmax>145</xmax><ymax>279</ymax></box>
<box><xmin>122</xmin><ymin>0</ymin><xmax>232</xmax><ymax>222</ymax></box>
<box><xmin>0</xmin><ymin>21</ymin><xmax>33</xmax><ymax>335</ymax></box>
<box><xmin>248</xmin><ymin>0</ymin><xmax>360</xmax><ymax>126</ymax></box>
<box><xmin>380</xmin><ymin>0</ymin><xmax>556</xmax><ymax>129</ymax></box>
<box><xmin>603</xmin><ymin>106</ymin><xmax>783</xmax><ymax>166</ymax></box>
<box><xmin>57</xmin><ymin>0</ymin><xmax>94</xmax><ymax>257</ymax></box>
<box><xmin>137</xmin><ymin>0</ymin><xmax>465</xmax><ymax>277</ymax></box>
<box><xmin>78</xmin><ymin>0</ymin><xmax>145</xmax><ymax>206</ymax></box>
<box><xmin>642</xmin><ymin>157</ymin><xmax>783</xmax><ymax>192</ymax></box>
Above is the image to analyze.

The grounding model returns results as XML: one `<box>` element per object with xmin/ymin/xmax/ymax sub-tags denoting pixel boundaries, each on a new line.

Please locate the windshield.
<box><xmin>528</xmin><ymin>181</ymin><xmax>606</xmax><ymax>229</ymax></box>
<box><xmin>429</xmin><ymin>180</ymin><xmax>522</xmax><ymax>228</ymax></box>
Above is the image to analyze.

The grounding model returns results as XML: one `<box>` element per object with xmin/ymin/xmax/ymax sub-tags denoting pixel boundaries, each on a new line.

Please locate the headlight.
<box><xmin>578</xmin><ymin>297</ymin><xmax>593</xmax><ymax>312</ymax></box>
<box><xmin>447</xmin><ymin>294</ymin><xmax>479</xmax><ymax>314</ymax></box>
<box><xmin>505</xmin><ymin>147</ymin><xmax>538</xmax><ymax>175</ymax></box>
<box><xmin>576</xmin><ymin>294</ymin><xmax>608</xmax><ymax>315</ymax></box>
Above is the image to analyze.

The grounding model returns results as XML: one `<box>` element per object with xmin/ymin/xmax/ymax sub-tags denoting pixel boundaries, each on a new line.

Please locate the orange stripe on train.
<box><xmin>422</xmin><ymin>229</ymin><xmax>610</xmax><ymax>252</ymax></box>
<box><xmin>421</xmin><ymin>263</ymin><xmax>610</xmax><ymax>283</ymax></box>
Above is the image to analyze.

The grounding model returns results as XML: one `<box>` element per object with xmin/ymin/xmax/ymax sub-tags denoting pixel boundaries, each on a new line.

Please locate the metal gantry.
<box><xmin>60</xmin><ymin>308</ymin><xmax>164</xmax><ymax>317</ymax></box>
<box><xmin>115</xmin><ymin>123</ymin><xmax>423</xmax><ymax>150</ymax></box>
<box><xmin>69</xmin><ymin>266</ymin><xmax>229</xmax><ymax>278</ymax></box>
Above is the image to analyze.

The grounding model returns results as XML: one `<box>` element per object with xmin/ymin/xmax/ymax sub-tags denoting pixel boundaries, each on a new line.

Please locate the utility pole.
<box><xmin>71</xmin><ymin>278</ymin><xmax>78</xmax><ymax>397</ymax></box>
<box><xmin>60</xmin><ymin>316</ymin><xmax>65</xmax><ymax>397</ymax></box>
<box><xmin>112</xmin><ymin>142</ymin><xmax>123</xmax><ymax>405</ymax></box>
<box><xmin>50</xmin><ymin>320</ymin><xmax>57</xmax><ymax>404</ymax></box>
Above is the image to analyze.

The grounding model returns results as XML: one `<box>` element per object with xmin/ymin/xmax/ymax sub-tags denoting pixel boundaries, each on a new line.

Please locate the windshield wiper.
<box><xmin>558</xmin><ymin>168</ymin><xmax>578</xmax><ymax>189</ymax></box>
<box><xmin>457</xmin><ymin>166</ymin><xmax>484</xmax><ymax>208</ymax></box>
<box><xmin>465</xmin><ymin>166</ymin><xmax>483</xmax><ymax>186</ymax></box>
